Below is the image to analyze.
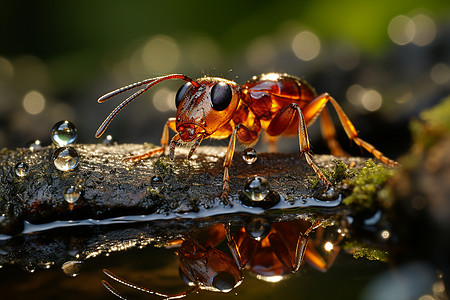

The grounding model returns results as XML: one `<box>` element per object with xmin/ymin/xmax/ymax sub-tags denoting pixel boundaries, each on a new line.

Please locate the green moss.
<box><xmin>153</xmin><ymin>157</ymin><xmax>174</xmax><ymax>176</ymax></box>
<box><xmin>342</xmin><ymin>159</ymin><xmax>396</xmax><ymax>209</ymax></box>
<box><xmin>410</xmin><ymin>96</ymin><xmax>450</xmax><ymax>151</ymax></box>
<box><xmin>310</xmin><ymin>159</ymin><xmax>354</xmax><ymax>187</ymax></box>
<box><xmin>343</xmin><ymin>241</ymin><xmax>389</xmax><ymax>262</ymax></box>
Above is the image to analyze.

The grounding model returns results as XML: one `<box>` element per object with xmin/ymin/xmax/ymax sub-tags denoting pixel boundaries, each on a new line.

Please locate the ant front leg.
<box><xmin>267</xmin><ymin>103</ymin><xmax>331</xmax><ymax>188</ymax></box>
<box><xmin>222</xmin><ymin>124</ymin><xmax>259</xmax><ymax>204</ymax></box>
<box><xmin>126</xmin><ymin>117</ymin><xmax>177</xmax><ymax>162</ymax></box>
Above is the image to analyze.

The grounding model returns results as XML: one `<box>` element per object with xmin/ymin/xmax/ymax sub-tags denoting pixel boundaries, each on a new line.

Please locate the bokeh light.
<box><xmin>361</xmin><ymin>89</ymin><xmax>383</xmax><ymax>112</ymax></box>
<box><xmin>388</xmin><ymin>13</ymin><xmax>436</xmax><ymax>46</ymax></box>
<box><xmin>411</xmin><ymin>14</ymin><xmax>436</xmax><ymax>46</ymax></box>
<box><xmin>292</xmin><ymin>30</ymin><xmax>321</xmax><ymax>61</ymax></box>
<box><xmin>388</xmin><ymin>15</ymin><xmax>415</xmax><ymax>45</ymax></box>
<box><xmin>347</xmin><ymin>85</ymin><xmax>383</xmax><ymax>112</ymax></box>
<box><xmin>430</xmin><ymin>63</ymin><xmax>450</xmax><ymax>85</ymax></box>
<box><xmin>22</xmin><ymin>90</ymin><xmax>46</xmax><ymax>115</ymax></box>
<box><xmin>141</xmin><ymin>35</ymin><xmax>180</xmax><ymax>74</ymax></box>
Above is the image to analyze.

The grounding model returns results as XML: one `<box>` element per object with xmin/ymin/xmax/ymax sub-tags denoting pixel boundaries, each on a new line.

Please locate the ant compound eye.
<box><xmin>212</xmin><ymin>271</ymin><xmax>236</xmax><ymax>292</ymax></box>
<box><xmin>175</xmin><ymin>82</ymin><xmax>192</xmax><ymax>108</ymax></box>
<box><xmin>210</xmin><ymin>82</ymin><xmax>232</xmax><ymax>111</ymax></box>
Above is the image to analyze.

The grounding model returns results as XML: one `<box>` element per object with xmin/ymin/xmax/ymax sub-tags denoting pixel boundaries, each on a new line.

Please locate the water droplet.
<box><xmin>240</xmin><ymin>176</ymin><xmax>280</xmax><ymax>209</ymax></box>
<box><xmin>314</xmin><ymin>187</ymin><xmax>339</xmax><ymax>201</ymax></box>
<box><xmin>151</xmin><ymin>175</ymin><xmax>164</xmax><ymax>189</ymax></box>
<box><xmin>63</xmin><ymin>185</ymin><xmax>82</xmax><ymax>203</ymax></box>
<box><xmin>61</xmin><ymin>260</ymin><xmax>83</xmax><ymax>277</ymax></box>
<box><xmin>101</xmin><ymin>134</ymin><xmax>115</xmax><ymax>145</ymax></box>
<box><xmin>243</xmin><ymin>176</ymin><xmax>270</xmax><ymax>201</ymax></box>
<box><xmin>14</xmin><ymin>161</ymin><xmax>29</xmax><ymax>177</ymax></box>
<box><xmin>245</xmin><ymin>217</ymin><xmax>271</xmax><ymax>241</ymax></box>
<box><xmin>26</xmin><ymin>139</ymin><xmax>42</xmax><ymax>151</ymax></box>
<box><xmin>53</xmin><ymin>147</ymin><xmax>79</xmax><ymax>171</ymax></box>
<box><xmin>242</xmin><ymin>148</ymin><xmax>257</xmax><ymax>164</ymax></box>
<box><xmin>51</xmin><ymin>120</ymin><xmax>78</xmax><ymax>147</ymax></box>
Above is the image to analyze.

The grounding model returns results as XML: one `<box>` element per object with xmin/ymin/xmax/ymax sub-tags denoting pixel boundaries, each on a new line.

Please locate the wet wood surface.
<box><xmin>0</xmin><ymin>143</ymin><xmax>366</xmax><ymax>235</ymax></box>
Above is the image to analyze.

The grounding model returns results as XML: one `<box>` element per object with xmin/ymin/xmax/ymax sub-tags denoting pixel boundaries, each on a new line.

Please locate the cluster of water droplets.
<box><xmin>51</xmin><ymin>120</ymin><xmax>79</xmax><ymax>172</ymax></box>
<box><xmin>49</xmin><ymin>121</ymin><xmax>84</xmax><ymax>205</ymax></box>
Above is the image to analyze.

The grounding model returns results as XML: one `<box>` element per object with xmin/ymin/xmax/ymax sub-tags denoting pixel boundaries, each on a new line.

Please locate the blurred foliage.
<box><xmin>409</xmin><ymin>95</ymin><xmax>450</xmax><ymax>151</ymax></box>
<box><xmin>0</xmin><ymin>0</ymin><xmax>449</xmax><ymax>152</ymax></box>
<box><xmin>1</xmin><ymin>0</ymin><xmax>449</xmax><ymax>89</ymax></box>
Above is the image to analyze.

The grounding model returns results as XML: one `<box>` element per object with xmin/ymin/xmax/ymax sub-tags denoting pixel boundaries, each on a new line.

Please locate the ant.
<box><xmin>101</xmin><ymin>219</ymin><xmax>333</xmax><ymax>299</ymax></box>
<box><xmin>224</xmin><ymin>218</ymin><xmax>338</xmax><ymax>280</ymax></box>
<box><xmin>96</xmin><ymin>73</ymin><xmax>398</xmax><ymax>203</ymax></box>
<box><xmin>102</xmin><ymin>224</ymin><xmax>243</xmax><ymax>299</ymax></box>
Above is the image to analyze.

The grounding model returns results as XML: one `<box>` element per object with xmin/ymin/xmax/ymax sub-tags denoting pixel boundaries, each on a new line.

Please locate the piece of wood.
<box><xmin>0</xmin><ymin>143</ymin><xmax>366</xmax><ymax>235</ymax></box>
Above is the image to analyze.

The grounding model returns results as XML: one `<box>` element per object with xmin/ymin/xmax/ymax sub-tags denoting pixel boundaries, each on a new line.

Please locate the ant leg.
<box><xmin>267</xmin><ymin>104</ymin><xmax>331</xmax><ymax>187</ymax></box>
<box><xmin>224</xmin><ymin>223</ymin><xmax>258</xmax><ymax>268</ymax></box>
<box><xmin>304</xmin><ymin>93</ymin><xmax>399</xmax><ymax>166</ymax></box>
<box><xmin>126</xmin><ymin>117</ymin><xmax>176</xmax><ymax>162</ymax></box>
<box><xmin>222</xmin><ymin>124</ymin><xmax>259</xmax><ymax>203</ymax></box>
<box><xmin>320</xmin><ymin>107</ymin><xmax>347</xmax><ymax>157</ymax></box>
<box><xmin>103</xmin><ymin>269</ymin><xmax>198</xmax><ymax>299</ymax></box>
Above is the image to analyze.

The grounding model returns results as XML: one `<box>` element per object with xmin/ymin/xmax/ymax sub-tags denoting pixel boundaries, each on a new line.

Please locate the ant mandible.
<box><xmin>96</xmin><ymin>73</ymin><xmax>398</xmax><ymax>203</ymax></box>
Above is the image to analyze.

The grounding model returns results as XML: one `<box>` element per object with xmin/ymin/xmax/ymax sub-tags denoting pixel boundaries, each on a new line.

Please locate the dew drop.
<box><xmin>51</xmin><ymin>120</ymin><xmax>78</xmax><ymax>147</ymax></box>
<box><xmin>26</xmin><ymin>139</ymin><xmax>42</xmax><ymax>151</ymax></box>
<box><xmin>53</xmin><ymin>147</ymin><xmax>79</xmax><ymax>171</ymax></box>
<box><xmin>61</xmin><ymin>260</ymin><xmax>83</xmax><ymax>277</ymax></box>
<box><xmin>243</xmin><ymin>176</ymin><xmax>270</xmax><ymax>201</ymax></box>
<box><xmin>63</xmin><ymin>185</ymin><xmax>82</xmax><ymax>203</ymax></box>
<box><xmin>242</xmin><ymin>148</ymin><xmax>257</xmax><ymax>164</ymax></box>
<box><xmin>151</xmin><ymin>175</ymin><xmax>164</xmax><ymax>189</ymax></box>
<box><xmin>101</xmin><ymin>134</ymin><xmax>115</xmax><ymax>145</ymax></box>
<box><xmin>316</xmin><ymin>187</ymin><xmax>339</xmax><ymax>201</ymax></box>
<box><xmin>245</xmin><ymin>217</ymin><xmax>271</xmax><ymax>241</ymax></box>
<box><xmin>14</xmin><ymin>161</ymin><xmax>29</xmax><ymax>177</ymax></box>
<box><xmin>240</xmin><ymin>176</ymin><xmax>280</xmax><ymax>209</ymax></box>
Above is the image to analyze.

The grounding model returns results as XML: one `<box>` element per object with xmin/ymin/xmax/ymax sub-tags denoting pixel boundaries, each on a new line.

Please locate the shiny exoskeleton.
<box><xmin>224</xmin><ymin>219</ymin><xmax>342</xmax><ymax>281</ymax></box>
<box><xmin>96</xmin><ymin>73</ymin><xmax>398</xmax><ymax>203</ymax></box>
<box><xmin>102</xmin><ymin>224</ymin><xmax>243</xmax><ymax>299</ymax></box>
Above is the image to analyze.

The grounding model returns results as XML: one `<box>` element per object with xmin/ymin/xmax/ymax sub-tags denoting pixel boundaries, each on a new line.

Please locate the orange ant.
<box><xmin>224</xmin><ymin>218</ymin><xmax>339</xmax><ymax>280</ymax></box>
<box><xmin>96</xmin><ymin>73</ymin><xmax>398</xmax><ymax>203</ymax></box>
<box><xmin>102</xmin><ymin>224</ymin><xmax>243</xmax><ymax>299</ymax></box>
<box><xmin>101</xmin><ymin>220</ymin><xmax>335</xmax><ymax>298</ymax></box>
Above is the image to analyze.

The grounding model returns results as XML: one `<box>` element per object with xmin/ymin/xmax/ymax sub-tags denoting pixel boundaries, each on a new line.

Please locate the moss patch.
<box><xmin>342</xmin><ymin>160</ymin><xmax>396</xmax><ymax>209</ymax></box>
<box><xmin>343</xmin><ymin>241</ymin><xmax>389</xmax><ymax>262</ymax></box>
<box><xmin>410</xmin><ymin>96</ymin><xmax>450</xmax><ymax>151</ymax></box>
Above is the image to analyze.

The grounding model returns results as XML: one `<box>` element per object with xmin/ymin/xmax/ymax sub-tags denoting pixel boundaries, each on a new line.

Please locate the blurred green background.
<box><xmin>1</xmin><ymin>0</ymin><xmax>449</xmax><ymax>155</ymax></box>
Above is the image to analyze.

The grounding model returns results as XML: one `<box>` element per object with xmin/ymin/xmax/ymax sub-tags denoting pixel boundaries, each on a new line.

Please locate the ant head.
<box><xmin>174</xmin><ymin>77</ymin><xmax>240</xmax><ymax>141</ymax></box>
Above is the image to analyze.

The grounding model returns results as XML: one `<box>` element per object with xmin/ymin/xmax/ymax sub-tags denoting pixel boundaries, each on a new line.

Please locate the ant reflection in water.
<box><xmin>102</xmin><ymin>219</ymin><xmax>344</xmax><ymax>298</ymax></box>
<box><xmin>225</xmin><ymin>218</ymin><xmax>343</xmax><ymax>282</ymax></box>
